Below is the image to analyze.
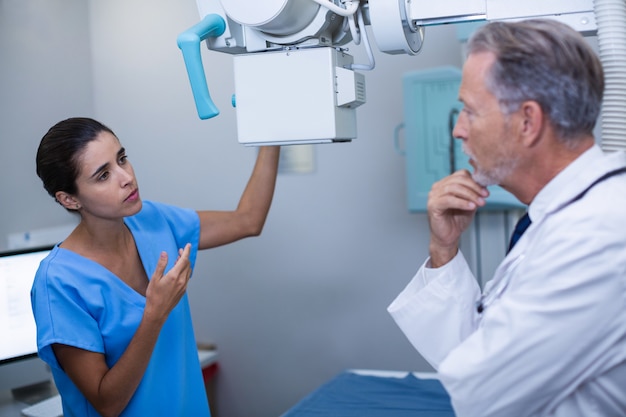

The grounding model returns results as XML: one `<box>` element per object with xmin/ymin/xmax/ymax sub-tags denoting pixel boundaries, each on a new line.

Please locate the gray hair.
<box><xmin>467</xmin><ymin>19</ymin><xmax>604</xmax><ymax>142</ymax></box>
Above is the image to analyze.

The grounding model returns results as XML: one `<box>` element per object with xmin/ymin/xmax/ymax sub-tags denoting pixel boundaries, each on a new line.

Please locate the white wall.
<box><xmin>2</xmin><ymin>1</ymin><xmax>463</xmax><ymax>416</ymax></box>
<box><xmin>0</xmin><ymin>0</ymin><xmax>92</xmax><ymax>247</ymax></box>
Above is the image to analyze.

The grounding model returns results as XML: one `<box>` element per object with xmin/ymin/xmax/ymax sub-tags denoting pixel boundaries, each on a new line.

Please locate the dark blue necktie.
<box><xmin>507</xmin><ymin>213</ymin><xmax>531</xmax><ymax>253</ymax></box>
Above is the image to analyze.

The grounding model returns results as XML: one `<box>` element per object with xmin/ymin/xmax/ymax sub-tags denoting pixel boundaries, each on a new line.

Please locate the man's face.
<box><xmin>453</xmin><ymin>51</ymin><xmax>520</xmax><ymax>187</ymax></box>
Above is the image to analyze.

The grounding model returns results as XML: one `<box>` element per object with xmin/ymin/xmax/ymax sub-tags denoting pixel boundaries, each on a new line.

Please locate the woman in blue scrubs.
<box><xmin>31</xmin><ymin>117</ymin><xmax>280</xmax><ymax>417</ymax></box>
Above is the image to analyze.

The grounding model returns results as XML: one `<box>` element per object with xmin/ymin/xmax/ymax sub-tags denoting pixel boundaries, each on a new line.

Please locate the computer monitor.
<box><xmin>0</xmin><ymin>245</ymin><xmax>54</xmax><ymax>394</ymax></box>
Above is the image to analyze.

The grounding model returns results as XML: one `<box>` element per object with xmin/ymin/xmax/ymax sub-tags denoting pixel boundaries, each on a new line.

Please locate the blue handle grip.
<box><xmin>177</xmin><ymin>14</ymin><xmax>227</xmax><ymax>120</ymax></box>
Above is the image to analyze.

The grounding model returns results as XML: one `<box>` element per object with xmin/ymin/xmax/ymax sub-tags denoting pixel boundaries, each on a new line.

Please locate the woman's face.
<box><xmin>71</xmin><ymin>131</ymin><xmax>142</xmax><ymax>220</ymax></box>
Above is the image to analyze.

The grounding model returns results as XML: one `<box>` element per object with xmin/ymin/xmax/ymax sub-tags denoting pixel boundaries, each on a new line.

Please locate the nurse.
<box><xmin>31</xmin><ymin>117</ymin><xmax>280</xmax><ymax>416</ymax></box>
<box><xmin>388</xmin><ymin>19</ymin><xmax>626</xmax><ymax>417</ymax></box>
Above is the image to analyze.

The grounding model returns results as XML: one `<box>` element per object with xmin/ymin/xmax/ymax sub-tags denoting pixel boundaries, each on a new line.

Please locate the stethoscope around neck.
<box><xmin>474</xmin><ymin>166</ymin><xmax>626</xmax><ymax>314</ymax></box>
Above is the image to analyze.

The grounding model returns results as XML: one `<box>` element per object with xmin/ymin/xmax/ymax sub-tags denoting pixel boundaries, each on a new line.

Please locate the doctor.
<box><xmin>388</xmin><ymin>19</ymin><xmax>626</xmax><ymax>417</ymax></box>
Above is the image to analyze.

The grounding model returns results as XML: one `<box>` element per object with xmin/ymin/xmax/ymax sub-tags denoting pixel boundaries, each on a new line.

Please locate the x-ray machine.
<box><xmin>177</xmin><ymin>0</ymin><xmax>625</xmax><ymax>148</ymax></box>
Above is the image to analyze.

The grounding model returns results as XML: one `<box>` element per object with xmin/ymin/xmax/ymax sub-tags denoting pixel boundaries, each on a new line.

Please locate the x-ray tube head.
<box><xmin>220</xmin><ymin>0</ymin><xmax>320</xmax><ymax>36</ymax></box>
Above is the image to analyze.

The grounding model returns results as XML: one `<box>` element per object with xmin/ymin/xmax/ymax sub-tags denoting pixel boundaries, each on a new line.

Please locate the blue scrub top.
<box><xmin>31</xmin><ymin>201</ymin><xmax>210</xmax><ymax>417</ymax></box>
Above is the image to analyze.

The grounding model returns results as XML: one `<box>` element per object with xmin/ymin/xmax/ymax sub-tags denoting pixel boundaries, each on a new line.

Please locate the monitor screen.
<box><xmin>0</xmin><ymin>246</ymin><xmax>53</xmax><ymax>364</ymax></box>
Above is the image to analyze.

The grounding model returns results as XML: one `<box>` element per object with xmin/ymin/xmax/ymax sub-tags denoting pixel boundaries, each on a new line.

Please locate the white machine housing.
<box><xmin>179</xmin><ymin>0</ymin><xmax>598</xmax><ymax>146</ymax></box>
<box><xmin>234</xmin><ymin>47</ymin><xmax>364</xmax><ymax>145</ymax></box>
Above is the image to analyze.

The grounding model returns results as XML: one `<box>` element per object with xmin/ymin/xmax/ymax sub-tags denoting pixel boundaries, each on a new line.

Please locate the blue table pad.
<box><xmin>282</xmin><ymin>371</ymin><xmax>455</xmax><ymax>417</ymax></box>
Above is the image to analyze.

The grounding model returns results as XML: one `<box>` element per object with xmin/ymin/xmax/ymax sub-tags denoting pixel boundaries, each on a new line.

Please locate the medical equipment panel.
<box><xmin>233</xmin><ymin>47</ymin><xmax>364</xmax><ymax>146</ymax></box>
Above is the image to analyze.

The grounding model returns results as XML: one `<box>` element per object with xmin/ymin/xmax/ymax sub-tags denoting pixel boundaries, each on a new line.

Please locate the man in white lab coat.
<box><xmin>388</xmin><ymin>19</ymin><xmax>626</xmax><ymax>417</ymax></box>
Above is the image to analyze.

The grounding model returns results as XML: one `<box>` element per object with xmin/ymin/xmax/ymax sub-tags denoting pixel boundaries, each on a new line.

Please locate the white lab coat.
<box><xmin>388</xmin><ymin>146</ymin><xmax>626</xmax><ymax>417</ymax></box>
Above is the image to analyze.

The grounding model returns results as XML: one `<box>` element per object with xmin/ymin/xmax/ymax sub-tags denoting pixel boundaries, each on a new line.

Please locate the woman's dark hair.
<box><xmin>36</xmin><ymin>117</ymin><xmax>115</xmax><ymax>200</ymax></box>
